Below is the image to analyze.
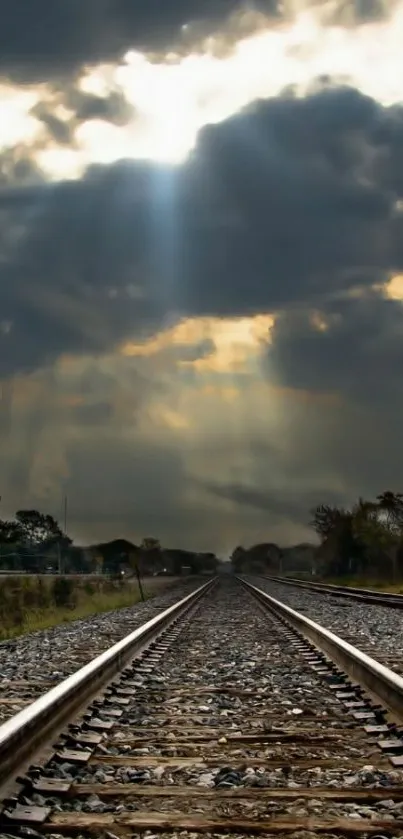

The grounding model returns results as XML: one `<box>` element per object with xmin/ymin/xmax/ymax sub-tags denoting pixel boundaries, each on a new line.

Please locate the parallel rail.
<box><xmin>263</xmin><ymin>574</ymin><xmax>403</xmax><ymax>608</ymax></box>
<box><xmin>240</xmin><ymin>577</ymin><xmax>403</xmax><ymax>720</ymax></box>
<box><xmin>2</xmin><ymin>577</ymin><xmax>403</xmax><ymax>836</ymax></box>
<box><xmin>0</xmin><ymin>578</ymin><xmax>215</xmax><ymax>792</ymax></box>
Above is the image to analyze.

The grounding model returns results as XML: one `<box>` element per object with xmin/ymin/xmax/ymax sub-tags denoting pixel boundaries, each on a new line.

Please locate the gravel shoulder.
<box><xmin>247</xmin><ymin>575</ymin><xmax>403</xmax><ymax>672</ymax></box>
<box><xmin>0</xmin><ymin>578</ymin><xmax>202</xmax><ymax>723</ymax></box>
<box><xmin>38</xmin><ymin>581</ymin><xmax>403</xmax><ymax>831</ymax></box>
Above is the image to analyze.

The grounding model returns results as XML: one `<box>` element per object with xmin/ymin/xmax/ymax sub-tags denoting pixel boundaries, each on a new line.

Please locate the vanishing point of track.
<box><xmin>2</xmin><ymin>576</ymin><xmax>403</xmax><ymax>837</ymax></box>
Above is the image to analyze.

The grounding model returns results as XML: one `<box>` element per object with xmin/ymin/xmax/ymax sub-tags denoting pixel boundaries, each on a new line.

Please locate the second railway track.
<box><xmin>263</xmin><ymin>576</ymin><xmax>403</xmax><ymax>609</ymax></box>
<box><xmin>2</xmin><ymin>577</ymin><xmax>403</xmax><ymax>837</ymax></box>
<box><xmin>252</xmin><ymin>575</ymin><xmax>403</xmax><ymax>679</ymax></box>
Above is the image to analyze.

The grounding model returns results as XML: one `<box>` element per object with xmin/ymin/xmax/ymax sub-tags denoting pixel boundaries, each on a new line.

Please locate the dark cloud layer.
<box><xmin>2</xmin><ymin>86</ymin><xmax>403</xmax><ymax>378</ymax></box>
<box><xmin>0</xmin><ymin>0</ymin><xmax>276</xmax><ymax>82</ymax></box>
<box><xmin>199</xmin><ymin>479</ymin><xmax>343</xmax><ymax>518</ymax></box>
<box><xmin>3</xmin><ymin>80</ymin><xmax>403</xmax><ymax>550</ymax></box>
<box><xmin>0</xmin><ymin>1</ymin><xmax>394</xmax><ymax>83</ymax></box>
<box><xmin>267</xmin><ymin>290</ymin><xmax>403</xmax><ymax>402</ymax></box>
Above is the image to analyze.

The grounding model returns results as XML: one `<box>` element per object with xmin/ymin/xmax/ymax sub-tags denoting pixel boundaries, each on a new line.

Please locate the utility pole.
<box><xmin>135</xmin><ymin>562</ymin><xmax>145</xmax><ymax>601</ymax></box>
<box><xmin>57</xmin><ymin>541</ymin><xmax>62</xmax><ymax>575</ymax></box>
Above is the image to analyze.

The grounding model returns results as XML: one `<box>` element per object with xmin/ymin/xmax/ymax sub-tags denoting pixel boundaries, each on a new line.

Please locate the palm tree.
<box><xmin>376</xmin><ymin>492</ymin><xmax>403</xmax><ymax>580</ymax></box>
<box><xmin>376</xmin><ymin>492</ymin><xmax>403</xmax><ymax>530</ymax></box>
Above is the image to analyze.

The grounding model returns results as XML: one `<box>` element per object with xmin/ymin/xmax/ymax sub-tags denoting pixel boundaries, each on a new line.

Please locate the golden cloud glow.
<box><xmin>310</xmin><ymin>311</ymin><xmax>330</xmax><ymax>332</ymax></box>
<box><xmin>386</xmin><ymin>274</ymin><xmax>403</xmax><ymax>301</ymax></box>
<box><xmin>150</xmin><ymin>407</ymin><xmax>191</xmax><ymax>430</ymax></box>
<box><xmin>121</xmin><ymin>314</ymin><xmax>273</xmax><ymax>373</ymax></box>
<box><xmin>199</xmin><ymin>385</ymin><xmax>240</xmax><ymax>401</ymax></box>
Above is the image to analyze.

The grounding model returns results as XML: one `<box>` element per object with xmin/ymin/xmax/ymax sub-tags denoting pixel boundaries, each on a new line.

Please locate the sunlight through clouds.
<box><xmin>36</xmin><ymin>0</ymin><xmax>403</xmax><ymax>174</ymax></box>
<box><xmin>0</xmin><ymin>86</ymin><xmax>40</xmax><ymax>149</ymax></box>
<box><xmin>4</xmin><ymin>0</ymin><xmax>403</xmax><ymax>550</ymax></box>
<box><xmin>2</xmin><ymin>1</ymin><xmax>402</xmax><ymax>177</ymax></box>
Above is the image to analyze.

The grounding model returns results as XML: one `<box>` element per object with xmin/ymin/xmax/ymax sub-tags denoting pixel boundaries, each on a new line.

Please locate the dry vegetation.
<box><xmin>0</xmin><ymin>575</ymin><xmax>180</xmax><ymax>640</ymax></box>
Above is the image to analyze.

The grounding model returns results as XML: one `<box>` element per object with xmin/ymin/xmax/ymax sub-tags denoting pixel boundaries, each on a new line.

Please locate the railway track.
<box><xmin>253</xmin><ymin>575</ymin><xmax>403</xmax><ymax>679</ymax></box>
<box><xmin>2</xmin><ymin>576</ymin><xmax>403</xmax><ymax>837</ymax></box>
<box><xmin>0</xmin><ymin>578</ymin><xmax>201</xmax><ymax>726</ymax></box>
<box><xmin>265</xmin><ymin>575</ymin><xmax>403</xmax><ymax>608</ymax></box>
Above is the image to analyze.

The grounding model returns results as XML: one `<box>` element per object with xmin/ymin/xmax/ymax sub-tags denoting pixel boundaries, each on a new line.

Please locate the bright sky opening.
<box><xmin>2</xmin><ymin>2</ymin><xmax>403</xmax><ymax>176</ymax></box>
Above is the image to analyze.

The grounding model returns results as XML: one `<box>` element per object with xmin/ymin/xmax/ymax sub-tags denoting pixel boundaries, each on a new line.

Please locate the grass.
<box><xmin>321</xmin><ymin>575</ymin><xmax>403</xmax><ymax>594</ymax></box>
<box><xmin>3</xmin><ymin>589</ymin><xmax>144</xmax><ymax>638</ymax></box>
<box><xmin>0</xmin><ymin>575</ymin><xmax>180</xmax><ymax>640</ymax></box>
<box><xmin>280</xmin><ymin>570</ymin><xmax>403</xmax><ymax>593</ymax></box>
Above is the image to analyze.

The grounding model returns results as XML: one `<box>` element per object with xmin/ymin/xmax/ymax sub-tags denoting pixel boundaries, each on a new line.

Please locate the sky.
<box><xmin>1</xmin><ymin>0</ymin><xmax>403</xmax><ymax>555</ymax></box>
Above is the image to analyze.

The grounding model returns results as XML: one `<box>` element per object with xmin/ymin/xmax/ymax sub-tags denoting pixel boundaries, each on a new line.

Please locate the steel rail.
<box><xmin>239</xmin><ymin>577</ymin><xmax>403</xmax><ymax>721</ymax></box>
<box><xmin>0</xmin><ymin>578</ymin><xmax>216</xmax><ymax>790</ymax></box>
<box><xmin>261</xmin><ymin>574</ymin><xmax>403</xmax><ymax>608</ymax></box>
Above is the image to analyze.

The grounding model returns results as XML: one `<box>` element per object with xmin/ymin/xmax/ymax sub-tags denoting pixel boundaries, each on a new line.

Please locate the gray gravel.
<box><xmin>30</xmin><ymin>580</ymin><xmax>403</xmax><ymax>828</ymax></box>
<box><xmin>0</xmin><ymin>579</ymin><xmax>201</xmax><ymax>723</ymax></box>
<box><xmin>247</xmin><ymin>576</ymin><xmax>403</xmax><ymax>672</ymax></box>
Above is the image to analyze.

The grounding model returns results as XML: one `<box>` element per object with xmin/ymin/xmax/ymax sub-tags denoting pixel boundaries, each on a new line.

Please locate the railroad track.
<box><xmin>2</xmin><ymin>577</ymin><xmax>403</xmax><ymax>837</ymax></box>
<box><xmin>253</xmin><ymin>575</ymin><xmax>403</xmax><ymax>679</ymax></box>
<box><xmin>0</xmin><ymin>578</ymin><xmax>201</xmax><ymax>726</ymax></box>
<box><xmin>265</xmin><ymin>575</ymin><xmax>403</xmax><ymax>608</ymax></box>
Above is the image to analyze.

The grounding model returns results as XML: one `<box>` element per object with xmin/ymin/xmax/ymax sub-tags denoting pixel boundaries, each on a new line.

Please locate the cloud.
<box><xmin>30</xmin><ymin>104</ymin><xmax>73</xmax><ymax>145</ymax></box>
<box><xmin>0</xmin><ymin>355</ymin><xmax>341</xmax><ymax>550</ymax></box>
<box><xmin>199</xmin><ymin>478</ymin><xmax>345</xmax><ymax>523</ymax></box>
<box><xmin>0</xmin><ymin>0</ymin><xmax>397</xmax><ymax>84</ymax></box>
<box><xmin>68</xmin><ymin>90</ymin><xmax>135</xmax><ymax>126</ymax></box>
<box><xmin>0</xmin><ymin>1</ymin><xmax>272</xmax><ymax>82</ymax></box>
<box><xmin>267</xmin><ymin>289</ymin><xmax>403</xmax><ymax>401</ymax></box>
<box><xmin>2</xmin><ymin>85</ymin><xmax>403</xmax><ymax>380</ymax></box>
<box><xmin>3</xmin><ymin>82</ymin><xmax>403</xmax><ymax>551</ymax></box>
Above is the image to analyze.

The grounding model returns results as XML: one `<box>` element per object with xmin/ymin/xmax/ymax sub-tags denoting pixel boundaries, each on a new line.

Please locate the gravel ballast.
<box><xmin>0</xmin><ymin>578</ymin><xmax>201</xmax><ymax>723</ymax></box>
<box><xmin>246</xmin><ymin>576</ymin><xmax>403</xmax><ymax>672</ymax></box>
<box><xmin>26</xmin><ymin>579</ymin><xmax>403</xmax><ymax>835</ymax></box>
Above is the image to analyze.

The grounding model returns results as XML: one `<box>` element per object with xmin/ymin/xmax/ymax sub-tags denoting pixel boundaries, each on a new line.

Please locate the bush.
<box><xmin>35</xmin><ymin>576</ymin><xmax>51</xmax><ymax>608</ymax></box>
<box><xmin>51</xmin><ymin>577</ymin><xmax>76</xmax><ymax>607</ymax></box>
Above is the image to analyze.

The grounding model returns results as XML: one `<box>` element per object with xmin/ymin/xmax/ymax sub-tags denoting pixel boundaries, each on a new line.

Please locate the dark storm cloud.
<box><xmin>180</xmin><ymin>86</ymin><xmax>395</xmax><ymax>317</ymax></box>
<box><xmin>2</xmin><ymin>85</ymin><xmax>403</xmax><ymax>377</ymax></box>
<box><xmin>267</xmin><ymin>289</ymin><xmax>403</xmax><ymax>402</ymax></box>
<box><xmin>0</xmin><ymin>162</ymin><xmax>173</xmax><ymax>376</ymax></box>
<box><xmin>64</xmin><ymin>434</ymin><xmax>188</xmax><ymax>528</ymax></box>
<box><xmin>200</xmin><ymin>479</ymin><xmax>345</xmax><ymax>520</ymax></box>
<box><xmin>68</xmin><ymin>90</ymin><xmax>135</xmax><ymax>126</ymax></box>
<box><xmin>0</xmin><ymin>148</ymin><xmax>45</xmax><ymax>189</ymax></box>
<box><xmin>0</xmin><ymin>0</ymin><xmax>277</xmax><ymax>82</ymax></box>
<box><xmin>72</xmin><ymin>401</ymin><xmax>114</xmax><ymax>426</ymax></box>
<box><xmin>0</xmin><ymin>0</ymin><xmax>395</xmax><ymax>83</ymax></box>
<box><xmin>30</xmin><ymin>104</ymin><xmax>72</xmax><ymax>144</ymax></box>
<box><xmin>30</xmin><ymin>90</ymin><xmax>137</xmax><ymax>145</ymax></box>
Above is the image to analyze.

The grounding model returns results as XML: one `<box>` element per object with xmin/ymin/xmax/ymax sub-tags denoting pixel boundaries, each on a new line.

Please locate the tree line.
<box><xmin>0</xmin><ymin>510</ymin><xmax>71</xmax><ymax>572</ymax></box>
<box><xmin>229</xmin><ymin>490</ymin><xmax>403</xmax><ymax>581</ymax></box>
<box><xmin>310</xmin><ymin>490</ymin><xmax>403</xmax><ymax>579</ymax></box>
<box><xmin>0</xmin><ymin>509</ymin><xmax>218</xmax><ymax>576</ymax></box>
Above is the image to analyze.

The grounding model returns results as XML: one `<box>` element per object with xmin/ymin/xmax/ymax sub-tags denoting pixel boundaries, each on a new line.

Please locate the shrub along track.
<box><xmin>2</xmin><ymin>577</ymin><xmax>403</xmax><ymax>838</ymax></box>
